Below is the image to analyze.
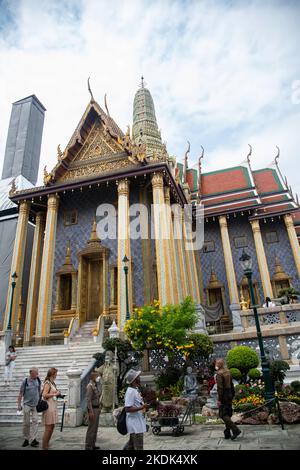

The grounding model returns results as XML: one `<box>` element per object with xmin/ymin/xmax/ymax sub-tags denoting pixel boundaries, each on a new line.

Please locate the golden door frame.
<box><xmin>76</xmin><ymin>235</ymin><xmax>110</xmax><ymax>326</ymax></box>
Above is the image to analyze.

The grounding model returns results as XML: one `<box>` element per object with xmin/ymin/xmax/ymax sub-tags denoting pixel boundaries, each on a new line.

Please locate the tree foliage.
<box><xmin>124</xmin><ymin>297</ymin><xmax>198</xmax><ymax>357</ymax></box>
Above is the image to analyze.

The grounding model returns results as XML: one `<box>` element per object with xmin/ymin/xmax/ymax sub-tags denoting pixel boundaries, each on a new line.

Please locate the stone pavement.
<box><xmin>0</xmin><ymin>424</ymin><xmax>299</xmax><ymax>450</ymax></box>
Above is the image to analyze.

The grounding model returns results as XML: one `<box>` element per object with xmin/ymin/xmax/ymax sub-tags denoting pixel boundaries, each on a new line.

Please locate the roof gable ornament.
<box><xmin>197</xmin><ymin>145</ymin><xmax>204</xmax><ymax>203</ymax></box>
<box><xmin>184</xmin><ymin>141</ymin><xmax>190</xmax><ymax>183</ymax></box>
<box><xmin>9</xmin><ymin>178</ymin><xmax>17</xmax><ymax>196</ymax></box>
<box><xmin>87</xmin><ymin>77</ymin><xmax>95</xmax><ymax>103</ymax></box>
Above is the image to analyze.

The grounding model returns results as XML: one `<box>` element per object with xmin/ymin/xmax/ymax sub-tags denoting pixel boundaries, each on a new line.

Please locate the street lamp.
<box><xmin>108</xmin><ymin>320</ymin><xmax>120</xmax><ymax>410</ymax></box>
<box><xmin>123</xmin><ymin>255</ymin><xmax>130</xmax><ymax>321</ymax></box>
<box><xmin>7</xmin><ymin>272</ymin><xmax>18</xmax><ymax>331</ymax></box>
<box><xmin>239</xmin><ymin>250</ymin><xmax>275</xmax><ymax>402</ymax></box>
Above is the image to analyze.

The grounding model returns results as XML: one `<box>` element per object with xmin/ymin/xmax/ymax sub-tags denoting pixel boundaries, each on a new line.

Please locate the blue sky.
<box><xmin>0</xmin><ymin>0</ymin><xmax>299</xmax><ymax>197</ymax></box>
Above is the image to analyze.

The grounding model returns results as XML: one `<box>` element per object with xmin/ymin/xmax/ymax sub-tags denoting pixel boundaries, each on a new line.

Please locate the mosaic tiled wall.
<box><xmin>52</xmin><ymin>184</ymin><xmax>145</xmax><ymax>312</ymax></box>
<box><xmin>228</xmin><ymin>214</ymin><xmax>264</xmax><ymax>303</ymax></box>
<box><xmin>199</xmin><ymin>218</ymin><xmax>230</xmax><ymax>308</ymax></box>
<box><xmin>260</xmin><ymin>218</ymin><xmax>300</xmax><ymax>292</ymax></box>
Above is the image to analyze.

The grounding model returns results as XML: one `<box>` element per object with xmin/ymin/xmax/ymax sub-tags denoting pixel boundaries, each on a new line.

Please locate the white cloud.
<box><xmin>0</xmin><ymin>0</ymin><xmax>299</xmax><ymax>197</ymax></box>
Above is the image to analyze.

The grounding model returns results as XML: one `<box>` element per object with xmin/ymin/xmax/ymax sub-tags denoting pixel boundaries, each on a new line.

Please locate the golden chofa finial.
<box><xmin>88</xmin><ymin>77</ymin><xmax>95</xmax><ymax>103</ymax></box>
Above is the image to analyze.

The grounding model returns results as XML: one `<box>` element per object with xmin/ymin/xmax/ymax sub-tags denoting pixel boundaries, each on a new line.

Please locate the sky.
<box><xmin>0</xmin><ymin>0</ymin><xmax>300</xmax><ymax>196</ymax></box>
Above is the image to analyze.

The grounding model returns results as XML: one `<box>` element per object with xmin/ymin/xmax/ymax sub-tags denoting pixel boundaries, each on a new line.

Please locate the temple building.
<box><xmin>1</xmin><ymin>80</ymin><xmax>300</xmax><ymax>351</ymax></box>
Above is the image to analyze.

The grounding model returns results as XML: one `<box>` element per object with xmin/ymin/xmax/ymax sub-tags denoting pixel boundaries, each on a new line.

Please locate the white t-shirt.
<box><xmin>263</xmin><ymin>301</ymin><xmax>276</xmax><ymax>308</ymax></box>
<box><xmin>125</xmin><ymin>386</ymin><xmax>146</xmax><ymax>434</ymax></box>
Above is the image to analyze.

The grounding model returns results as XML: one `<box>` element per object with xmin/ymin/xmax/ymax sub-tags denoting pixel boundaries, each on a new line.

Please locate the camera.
<box><xmin>57</xmin><ymin>394</ymin><xmax>66</xmax><ymax>399</ymax></box>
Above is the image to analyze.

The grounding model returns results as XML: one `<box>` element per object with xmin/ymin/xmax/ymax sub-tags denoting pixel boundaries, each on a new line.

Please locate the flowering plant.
<box><xmin>157</xmin><ymin>403</ymin><xmax>183</xmax><ymax>417</ymax></box>
<box><xmin>124</xmin><ymin>297</ymin><xmax>198</xmax><ymax>357</ymax></box>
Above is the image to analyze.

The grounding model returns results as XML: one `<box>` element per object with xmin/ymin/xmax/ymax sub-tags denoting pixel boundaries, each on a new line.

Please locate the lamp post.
<box><xmin>123</xmin><ymin>255</ymin><xmax>130</xmax><ymax>321</ymax></box>
<box><xmin>239</xmin><ymin>250</ymin><xmax>275</xmax><ymax>402</ymax></box>
<box><xmin>108</xmin><ymin>320</ymin><xmax>120</xmax><ymax>410</ymax></box>
<box><xmin>7</xmin><ymin>272</ymin><xmax>18</xmax><ymax>331</ymax></box>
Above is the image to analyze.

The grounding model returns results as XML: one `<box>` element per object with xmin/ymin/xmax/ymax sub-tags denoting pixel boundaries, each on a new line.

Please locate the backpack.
<box><xmin>116</xmin><ymin>407</ymin><xmax>127</xmax><ymax>435</ymax></box>
<box><xmin>24</xmin><ymin>377</ymin><xmax>48</xmax><ymax>413</ymax></box>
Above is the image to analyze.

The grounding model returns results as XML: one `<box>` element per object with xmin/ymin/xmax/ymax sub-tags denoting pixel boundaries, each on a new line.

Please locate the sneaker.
<box><xmin>22</xmin><ymin>439</ymin><xmax>29</xmax><ymax>447</ymax></box>
<box><xmin>31</xmin><ymin>439</ymin><xmax>39</xmax><ymax>447</ymax></box>
<box><xmin>231</xmin><ymin>429</ymin><xmax>242</xmax><ymax>440</ymax></box>
<box><xmin>93</xmin><ymin>446</ymin><xmax>100</xmax><ymax>450</ymax></box>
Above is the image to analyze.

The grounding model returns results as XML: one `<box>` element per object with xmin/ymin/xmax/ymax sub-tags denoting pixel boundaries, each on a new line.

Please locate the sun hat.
<box><xmin>126</xmin><ymin>369</ymin><xmax>141</xmax><ymax>384</ymax></box>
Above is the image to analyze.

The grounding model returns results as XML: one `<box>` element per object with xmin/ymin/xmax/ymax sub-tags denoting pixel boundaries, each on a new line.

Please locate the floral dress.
<box><xmin>42</xmin><ymin>380</ymin><xmax>58</xmax><ymax>425</ymax></box>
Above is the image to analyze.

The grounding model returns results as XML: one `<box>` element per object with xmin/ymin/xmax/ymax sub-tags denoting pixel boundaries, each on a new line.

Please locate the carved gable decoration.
<box><xmin>46</xmin><ymin>100</ymin><xmax>147</xmax><ymax>186</ymax></box>
<box><xmin>73</xmin><ymin>120</ymin><xmax>123</xmax><ymax>163</ymax></box>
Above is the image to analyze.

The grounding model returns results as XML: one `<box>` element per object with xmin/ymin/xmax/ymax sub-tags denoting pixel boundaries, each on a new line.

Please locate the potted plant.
<box><xmin>156</xmin><ymin>403</ymin><xmax>183</xmax><ymax>427</ymax></box>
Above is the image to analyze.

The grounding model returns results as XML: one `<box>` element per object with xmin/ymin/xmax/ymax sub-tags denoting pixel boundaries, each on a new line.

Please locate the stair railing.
<box><xmin>63</xmin><ymin>316</ymin><xmax>79</xmax><ymax>345</ymax></box>
<box><xmin>92</xmin><ymin>313</ymin><xmax>105</xmax><ymax>345</ymax></box>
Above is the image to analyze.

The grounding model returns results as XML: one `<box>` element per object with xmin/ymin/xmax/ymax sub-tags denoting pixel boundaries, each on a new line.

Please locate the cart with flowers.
<box><xmin>150</xmin><ymin>400</ymin><xmax>195</xmax><ymax>436</ymax></box>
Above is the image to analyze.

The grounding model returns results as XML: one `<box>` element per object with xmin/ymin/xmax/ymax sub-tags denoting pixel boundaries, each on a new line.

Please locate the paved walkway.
<box><xmin>0</xmin><ymin>424</ymin><xmax>299</xmax><ymax>450</ymax></box>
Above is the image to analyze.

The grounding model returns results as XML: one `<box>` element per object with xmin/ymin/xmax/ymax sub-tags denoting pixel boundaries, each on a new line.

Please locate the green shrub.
<box><xmin>187</xmin><ymin>333</ymin><xmax>214</xmax><ymax>360</ymax></box>
<box><xmin>248</xmin><ymin>368</ymin><xmax>262</xmax><ymax>380</ymax></box>
<box><xmin>169</xmin><ymin>378</ymin><xmax>184</xmax><ymax>397</ymax></box>
<box><xmin>230</xmin><ymin>368</ymin><xmax>242</xmax><ymax>381</ymax></box>
<box><xmin>226</xmin><ymin>346</ymin><xmax>259</xmax><ymax>374</ymax></box>
<box><xmin>269</xmin><ymin>360</ymin><xmax>290</xmax><ymax>384</ymax></box>
<box><xmin>290</xmin><ymin>380</ymin><xmax>300</xmax><ymax>393</ymax></box>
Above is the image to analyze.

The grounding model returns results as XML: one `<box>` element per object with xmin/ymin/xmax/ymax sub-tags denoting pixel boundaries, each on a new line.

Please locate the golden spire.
<box><xmin>88</xmin><ymin>217</ymin><xmax>101</xmax><ymax>243</ymax></box>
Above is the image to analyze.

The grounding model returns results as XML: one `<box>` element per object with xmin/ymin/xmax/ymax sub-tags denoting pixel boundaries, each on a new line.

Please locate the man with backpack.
<box><xmin>17</xmin><ymin>367</ymin><xmax>41</xmax><ymax>447</ymax></box>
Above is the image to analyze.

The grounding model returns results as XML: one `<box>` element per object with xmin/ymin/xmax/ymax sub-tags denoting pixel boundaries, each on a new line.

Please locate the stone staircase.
<box><xmin>0</xmin><ymin>342</ymin><xmax>102</xmax><ymax>424</ymax></box>
<box><xmin>71</xmin><ymin>321</ymin><xmax>97</xmax><ymax>343</ymax></box>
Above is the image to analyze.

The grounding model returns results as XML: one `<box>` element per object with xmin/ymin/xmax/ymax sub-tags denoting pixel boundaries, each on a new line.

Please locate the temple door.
<box><xmin>87</xmin><ymin>259</ymin><xmax>103</xmax><ymax>320</ymax></box>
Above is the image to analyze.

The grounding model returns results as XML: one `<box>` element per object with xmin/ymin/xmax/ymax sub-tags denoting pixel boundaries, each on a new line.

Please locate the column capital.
<box><xmin>164</xmin><ymin>186</ymin><xmax>171</xmax><ymax>204</ymax></box>
<box><xmin>36</xmin><ymin>211</ymin><xmax>46</xmax><ymax>224</ymax></box>
<box><xmin>284</xmin><ymin>213</ymin><xmax>294</xmax><ymax>228</ymax></box>
<box><xmin>19</xmin><ymin>200</ymin><xmax>31</xmax><ymax>215</ymax></box>
<box><xmin>117</xmin><ymin>179</ymin><xmax>130</xmax><ymax>196</ymax></box>
<box><xmin>47</xmin><ymin>194</ymin><xmax>59</xmax><ymax>210</ymax></box>
<box><xmin>218</xmin><ymin>215</ymin><xmax>228</xmax><ymax>228</ymax></box>
<box><xmin>151</xmin><ymin>172</ymin><xmax>164</xmax><ymax>189</ymax></box>
<box><xmin>250</xmin><ymin>219</ymin><xmax>261</xmax><ymax>233</ymax></box>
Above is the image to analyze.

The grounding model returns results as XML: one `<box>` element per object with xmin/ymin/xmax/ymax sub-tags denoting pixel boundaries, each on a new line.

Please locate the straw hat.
<box><xmin>126</xmin><ymin>369</ymin><xmax>141</xmax><ymax>384</ymax></box>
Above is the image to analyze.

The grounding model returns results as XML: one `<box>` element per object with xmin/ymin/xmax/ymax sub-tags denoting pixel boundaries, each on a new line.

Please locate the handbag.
<box><xmin>36</xmin><ymin>397</ymin><xmax>48</xmax><ymax>413</ymax></box>
<box><xmin>116</xmin><ymin>407</ymin><xmax>127</xmax><ymax>435</ymax></box>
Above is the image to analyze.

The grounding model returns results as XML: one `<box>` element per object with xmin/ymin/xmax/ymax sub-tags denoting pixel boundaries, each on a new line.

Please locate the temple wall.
<box><xmin>52</xmin><ymin>185</ymin><xmax>145</xmax><ymax>313</ymax></box>
<box><xmin>260</xmin><ymin>218</ymin><xmax>300</xmax><ymax>292</ymax></box>
<box><xmin>199</xmin><ymin>218</ymin><xmax>230</xmax><ymax>307</ymax></box>
<box><xmin>227</xmin><ymin>214</ymin><xmax>264</xmax><ymax>303</ymax></box>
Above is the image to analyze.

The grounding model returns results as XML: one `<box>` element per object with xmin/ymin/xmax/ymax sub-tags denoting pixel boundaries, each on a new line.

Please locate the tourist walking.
<box><xmin>123</xmin><ymin>369</ymin><xmax>149</xmax><ymax>450</ymax></box>
<box><xmin>41</xmin><ymin>367</ymin><xmax>60</xmax><ymax>450</ymax></box>
<box><xmin>17</xmin><ymin>367</ymin><xmax>40</xmax><ymax>447</ymax></box>
<box><xmin>215</xmin><ymin>358</ymin><xmax>241</xmax><ymax>440</ymax></box>
<box><xmin>85</xmin><ymin>370</ymin><xmax>101</xmax><ymax>450</ymax></box>
<box><xmin>4</xmin><ymin>345</ymin><xmax>17</xmax><ymax>386</ymax></box>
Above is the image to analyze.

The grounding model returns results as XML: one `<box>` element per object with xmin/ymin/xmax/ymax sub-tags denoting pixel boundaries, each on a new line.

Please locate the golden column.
<box><xmin>117</xmin><ymin>179</ymin><xmax>133</xmax><ymax>328</ymax></box>
<box><xmin>3</xmin><ymin>200</ymin><xmax>31</xmax><ymax>331</ymax></box>
<box><xmin>35</xmin><ymin>195</ymin><xmax>59</xmax><ymax>344</ymax></box>
<box><xmin>183</xmin><ymin>209</ymin><xmax>201</xmax><ymax>303</ymax></box>
<box><xmin>250</xmin><ymin>219</ymin><xmax>273</xmax><ymax>299</ymax></box>
<box><xmin>23</xmin><ymin>212</ymin><xmax>45</xmax><ymax>345</ymax></box>
<box><xmin>173</xmin><ymin>207</ymin><xmax>189</xmax><ymax>300</ymax></box>
<box><xmin>219</xmin><ymin>215</ymin><xmax>240</xmax><ymax>305</ymax></box>
<box><xmin>284</xmin><ymin>214</ymin><xmax>300</xmax><ymax>278</ymax></box>
<box><xmin>164</xmin><ymin>186</ymin><xmax>179</xmax><ymax>304</ymax></box>
<box><xmin>151</xmin><ymin>173</ymin><xmax>173</xmax><ymax>305</ymax></box>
